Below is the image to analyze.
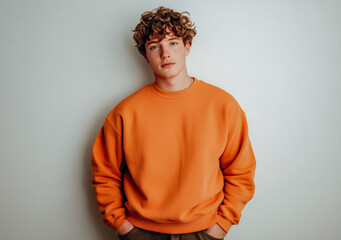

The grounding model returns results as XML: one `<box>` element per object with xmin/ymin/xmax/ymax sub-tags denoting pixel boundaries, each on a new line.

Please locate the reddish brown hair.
<box><xmin>132</xmin><ymin>6</ymin><xmax>197</xmax><ymax>57</ymax></box>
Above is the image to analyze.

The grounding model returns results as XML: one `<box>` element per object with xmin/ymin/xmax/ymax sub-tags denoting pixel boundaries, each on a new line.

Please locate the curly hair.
<box><xmin>132</xmin><ymin>6</ymin><xmax>197</xmax><ymax>57</ymax></box>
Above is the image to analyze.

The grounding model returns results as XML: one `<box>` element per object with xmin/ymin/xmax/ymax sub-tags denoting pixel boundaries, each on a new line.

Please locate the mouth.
<box><xmin>161</xmin><ymin>63</ymin><xmax>175</xmax><ymax>68</ymax></box>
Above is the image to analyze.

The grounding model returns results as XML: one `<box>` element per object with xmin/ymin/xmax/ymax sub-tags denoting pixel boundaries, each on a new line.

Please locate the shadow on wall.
<box><xmin>84</xmin><ymin>29</ymin><xmax>152</xmax><ymax>240</ymax></box>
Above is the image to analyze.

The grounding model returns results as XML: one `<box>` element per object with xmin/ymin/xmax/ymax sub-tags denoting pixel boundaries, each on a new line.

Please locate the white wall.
<box><xmin>1</xmin><ymin>0</ymin><xmax>340</xmax><ymax>239</ymax></box>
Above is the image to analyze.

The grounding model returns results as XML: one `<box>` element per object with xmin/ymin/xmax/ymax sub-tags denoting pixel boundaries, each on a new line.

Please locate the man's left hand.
<box><xmin>204</xmin><ymin>223</ymin><xmax>227</xmax><ymax>239</ymax></box>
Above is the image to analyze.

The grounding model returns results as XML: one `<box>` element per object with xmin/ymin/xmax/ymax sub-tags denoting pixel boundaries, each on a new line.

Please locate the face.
<box><xmin>144</xmin><ymin>31</ymin><xmax>190</xmax><ymax>80</ymax></box>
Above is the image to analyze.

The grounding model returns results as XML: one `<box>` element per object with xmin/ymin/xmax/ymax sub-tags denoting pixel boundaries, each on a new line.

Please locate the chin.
<box><xmin>159</xmin><ymin>70</ymin><xmax>180</xmax><ymax>78</ymax></box>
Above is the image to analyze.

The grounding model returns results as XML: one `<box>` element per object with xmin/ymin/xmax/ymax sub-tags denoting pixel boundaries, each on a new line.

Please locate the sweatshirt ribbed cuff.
<box><xmin>217</xmin><ymin>215</ymin><xmax>233</xmax><ymax>233</ymax></box>
<box><xmin>112</xmin><ymin>217</ymin><xmax>128</xmax><ymax>234</ymax></box>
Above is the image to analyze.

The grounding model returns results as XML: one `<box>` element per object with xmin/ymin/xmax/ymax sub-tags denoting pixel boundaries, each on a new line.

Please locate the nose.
<box><xmin>160</xmin><ymin>45</ymin><xmax>170</xmax><ymax>59</ymax></box>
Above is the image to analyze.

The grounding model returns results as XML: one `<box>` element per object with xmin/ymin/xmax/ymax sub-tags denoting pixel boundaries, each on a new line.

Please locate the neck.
<box><xmin>154</xmin><ymin>74</ymin><xmax>193</xmax><ymax>92</ymax></box>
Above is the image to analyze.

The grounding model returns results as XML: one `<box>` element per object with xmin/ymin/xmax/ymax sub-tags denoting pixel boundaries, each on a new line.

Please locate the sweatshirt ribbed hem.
<box><xmin>126</xmin><ymin>210</ymin><xmax>219</xmax><ymax>234</ymax></box>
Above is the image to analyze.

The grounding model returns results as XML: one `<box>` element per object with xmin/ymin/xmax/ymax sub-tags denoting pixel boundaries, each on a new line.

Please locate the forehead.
<box><xmin>146</xmin><ymin>31</ymin><xmax>182</xmax><ymax>43</ymax></box>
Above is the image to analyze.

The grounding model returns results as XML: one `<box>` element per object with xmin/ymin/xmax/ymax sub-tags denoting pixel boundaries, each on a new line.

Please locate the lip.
<box><xmin>161</xmin><ymin>63</ymin><xmax>175</xmax><ymax>68</ymax></box>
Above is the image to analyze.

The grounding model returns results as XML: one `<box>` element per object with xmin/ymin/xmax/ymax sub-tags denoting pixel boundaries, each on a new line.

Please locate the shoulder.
<box><xmin>199</xmin><ymin>79</ymin><xmax>243</xmax><ymax>111</ymax></box>
<box><xmin>105</xmin><ymin>83</ymin><xmax>152</xmax><ymax>132</ymax></box>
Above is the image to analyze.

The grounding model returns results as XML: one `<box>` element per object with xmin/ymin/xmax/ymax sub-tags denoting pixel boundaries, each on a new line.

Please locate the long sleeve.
<box><xmin>217</xmin><ymin>104</ymin><xmax>256</xmax><ymax>233</ymax></box>
<box><xmin>91</xmin><ymin>118</ymin><xmax>127</xmax><ymax>233</ymax></box>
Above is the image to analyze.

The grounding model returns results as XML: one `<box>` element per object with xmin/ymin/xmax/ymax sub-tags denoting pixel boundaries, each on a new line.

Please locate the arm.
<box><xmin>91</xmin><ymin>118</ymin><xmax>128</xmax><ymax>233</ymax></box>
<box><xmin>217</xmin><ymin>104</ymin><xmax>257</xmax><ymax>233</ymax></box>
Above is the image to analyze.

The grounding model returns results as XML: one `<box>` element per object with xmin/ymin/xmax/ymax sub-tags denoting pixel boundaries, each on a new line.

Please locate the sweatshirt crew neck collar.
<box><xmin>150</xmin><ymin>77</ymin><xmax>200</xmax><ymax>99</ymax></box>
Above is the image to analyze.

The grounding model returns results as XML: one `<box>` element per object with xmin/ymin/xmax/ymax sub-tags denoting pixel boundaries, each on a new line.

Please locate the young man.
<box><xmin>92</xmin><ymin>6</ymin><xmax>256</xmax><ymax>240</ymax></box>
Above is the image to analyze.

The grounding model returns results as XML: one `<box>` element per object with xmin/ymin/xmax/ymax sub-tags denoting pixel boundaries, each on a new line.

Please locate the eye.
<box><xmin>170</xmin><ymin>42</ymin><xmax>178</xmax><ymax>46</ymax></box>
<box><xmin>150</xmin><ymin>45</ymin><xmax>159</xmax><ymax>50</ymax></box>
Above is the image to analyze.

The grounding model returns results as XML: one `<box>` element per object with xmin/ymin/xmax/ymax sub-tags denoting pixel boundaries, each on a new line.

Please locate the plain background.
<box><xmin>1</xmin><ymin>0</ymin><xmax>340</xmax><ymax>239</ymax></box>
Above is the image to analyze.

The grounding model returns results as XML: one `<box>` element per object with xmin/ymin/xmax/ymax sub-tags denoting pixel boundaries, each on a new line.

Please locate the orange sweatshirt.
<box><xmin>91</xmin><ymin>77</ymin><xmax>256</xmax><ymax>234</ymax></box>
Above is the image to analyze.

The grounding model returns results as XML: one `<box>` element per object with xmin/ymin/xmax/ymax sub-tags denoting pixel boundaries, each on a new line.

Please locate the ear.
<box><xmin>185</xmin><ymin>42</ymin><xmax>191</xmax><ymax>56</ymax></box>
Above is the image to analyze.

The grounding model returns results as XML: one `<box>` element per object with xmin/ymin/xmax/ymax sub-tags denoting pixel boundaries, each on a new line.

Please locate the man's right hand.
<box><xmin>117</xmin><ymin>220</ymin><xmax>135</xmax><ymax>235</ymax></box>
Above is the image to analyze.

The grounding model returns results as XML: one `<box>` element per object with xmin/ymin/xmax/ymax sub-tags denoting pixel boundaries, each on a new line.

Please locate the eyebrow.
<box><xmin>146</xmin><ymin>37</ymin><xmax>181</xmax><ymax>46</ymax></box>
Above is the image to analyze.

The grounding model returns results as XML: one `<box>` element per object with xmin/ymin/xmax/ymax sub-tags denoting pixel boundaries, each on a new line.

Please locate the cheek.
<box><xmin>175</xmin><ymin>48</ymin><xmax>187</xmax><ymax>58</ymax></box>
<box><xmin>147</xmin><ymin>55</ymin><xmax>158</xmax><ymax>64</ymax></box>
<box><xmin>150</xmin><ymin>59</ymin><xmax>161</xmax><ymax>69</ymax></box>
